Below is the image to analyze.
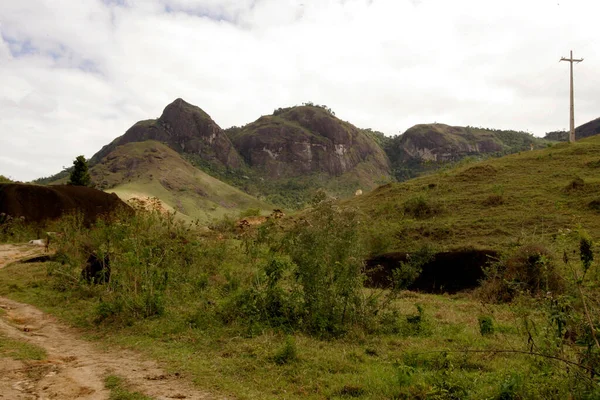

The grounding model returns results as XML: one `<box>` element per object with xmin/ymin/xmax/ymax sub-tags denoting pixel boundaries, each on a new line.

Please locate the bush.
<box><xmin>391</xmin><ymin>245</ymin><xmax>435</xmax><ymax>290</ymax></box>
<box><xmin>272</xmin><ymin>336</ymin><xmax>298</xmax><ymax>365</ymax></box>
<box><xmin>278</xmin><ymin>202</ymin><xmax>372</xmax><ymax>336</ymax></box>
<box><xmin>403</xmin><ymin>195</ymin><xmax>443</xmax><ymax>219</ymax></box>
<box><xmin>479</xmin><ymin>244</ymin><xmax>564</xmax><ymax>302</ymax></box>
<box><xmin>229</xmin><ymin>201</ymin><xmax>379</xmax><ymax>337</ymax></box>
<box><xmin>478</xmin><ymin>315</ymin><xmax>494</xmax><ymax>335</ymax></box>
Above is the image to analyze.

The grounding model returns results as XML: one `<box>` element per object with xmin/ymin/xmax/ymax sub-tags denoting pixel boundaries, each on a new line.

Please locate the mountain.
<box><xmin>383</xmin><ymin>123</ymin><xmax>550</xmax><ymax>181</ymax></box>
<box><xmin>90</xmin><ymin>140</ymin><xmax>270</xmax><ymax>222</ymax></box>
<box><xmin>227</xmin><ymin>105</ymin><xmax>391</xmax><ymax>180</ymax></box>
<box><xmin>344</xmin><ymin>135</ymin><xmax>600</xmax><ymax>253</ymax></box>
<box><xmin>90</xmin><ymin>98</ymin><xmax>243</xmax><ymax>170</ymax></box>
<box><xmin>544</xmin><ymin>117</ymin><xmax>600</xmax><ymax>141</ymax></box>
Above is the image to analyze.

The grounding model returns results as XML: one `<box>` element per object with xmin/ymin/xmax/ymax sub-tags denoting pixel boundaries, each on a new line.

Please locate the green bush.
<box><xmin>479</xmin><ymin>244</ymin><xmax>563</xmax><ymax>302</ymax></box>
<box><xmin>478</xmin><ymin>315</ymin><xmax>494</xmax><ymax>335</ymax></box>
<box><xmin>403</xmin><ymin>195</ymin><xmax>443</xmax><ymax>219</ymax></box>
<box><xmin>272</xmin><ymin>335</ymin><xmax>298</xmax><ymax>365</ymax></box>
<box><xmin>391</xmin><ymin>245</ymin><xmax>435</xmax><ymax>290</ymax></box>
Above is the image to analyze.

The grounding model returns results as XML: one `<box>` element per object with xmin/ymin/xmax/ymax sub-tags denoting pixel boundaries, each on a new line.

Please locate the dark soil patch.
<box><xmin>0</xmin><ymin>183</ymin><xmax>130</xmax><ymax>225</ymax></box>
<box><xmin>365</xmin><ymin>249</ymin><xmax>498</xmax><ymax>293</ymax></box>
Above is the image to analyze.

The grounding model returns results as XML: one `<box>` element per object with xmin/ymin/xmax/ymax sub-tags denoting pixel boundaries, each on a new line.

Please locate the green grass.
<box><xmin>105</xmin><ymin>375</ymin><xmax>154</xmax><ymax>400</ymax></box>
<box><xmin>0</xmin><ymin>332</ymin><xmax>47</xmax><ymax>360</ymax></box>
<box><xmin>0</xmin><ymin>261</ymin><xmax>588</xmax><ymax>399</ymax></box>
<box><xmin>348</xmin><ymin>135</ymin><xmax>600</xmax><ymax>252</ymax></box>
<box><xmin>5</xmin><ymin>138</ymin><xmax>600</xmax><ymax>399</ymax></box>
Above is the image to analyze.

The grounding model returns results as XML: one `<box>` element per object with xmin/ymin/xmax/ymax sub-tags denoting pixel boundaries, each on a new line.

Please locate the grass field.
<box><xmin>3</xmin><ymin>137</ymin><xmax>600</xmax><ymax>398</ymax></box>
<box><xmin>347</xmin><ymin>136</ymin><xmax>600</xmax><ymax>253</ymax></box>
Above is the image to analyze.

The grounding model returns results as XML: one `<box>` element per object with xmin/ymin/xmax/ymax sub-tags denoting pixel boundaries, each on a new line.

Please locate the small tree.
<box><xmin>68</xmin><ymin>155</ymin><xmax>91</xmax><ymax>186</ymax></box>
<box><xmin>0</xmin><ymin>175</ymin><xmax>12</xmax><ymax>183</ymax></box>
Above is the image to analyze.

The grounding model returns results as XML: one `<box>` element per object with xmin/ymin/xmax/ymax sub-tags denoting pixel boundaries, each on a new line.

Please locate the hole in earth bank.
<box><xmin>365</xmin><ymin>249</ymin><xmax>498</xmax><ymax>294</ymax></box>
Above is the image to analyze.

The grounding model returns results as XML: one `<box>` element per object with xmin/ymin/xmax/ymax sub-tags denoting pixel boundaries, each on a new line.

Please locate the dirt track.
<box><xmin>0</xmin><ymin>244</ymin><xmax>221</xmax><ymax>400</ymax></box>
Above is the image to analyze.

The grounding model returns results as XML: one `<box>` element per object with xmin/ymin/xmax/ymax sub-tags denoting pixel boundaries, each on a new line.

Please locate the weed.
<box><xmin>272</xmin><ymin>335</ymin><xmax>298</xmax><ymax>365</ymax></box>
<box><xmin>495</xmin><ymin>373</ymin><xmax>523</xmax><ymax>400</ymax></box>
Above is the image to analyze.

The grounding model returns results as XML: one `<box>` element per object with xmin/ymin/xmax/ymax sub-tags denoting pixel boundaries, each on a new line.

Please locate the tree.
<box><xmin>68</xmin><ymin>155</ymin><xmax>92</xmax><ymax>186</ymax></box>
<box><xmin>0</xmin><ymin>175</ymin><xmax>12</xmax><ymax>183</ymax></box>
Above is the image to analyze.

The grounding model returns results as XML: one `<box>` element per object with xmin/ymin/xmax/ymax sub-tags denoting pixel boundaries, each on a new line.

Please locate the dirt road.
<box><xmin>0</xmin><ymin>244</ymin><xmax>221</xmax><ymax>399</ymax></box>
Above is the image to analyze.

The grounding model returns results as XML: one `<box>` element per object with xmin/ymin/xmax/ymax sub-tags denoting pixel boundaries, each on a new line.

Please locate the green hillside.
<box><xmin>347</xmin><ymin>135</ymin><xmax>600</xmax><ymax>253</ymax></box>
<box><xmin>90</xmin><ymin>140</ymin><xmax>272</xmax><ymax>222</ymax></box>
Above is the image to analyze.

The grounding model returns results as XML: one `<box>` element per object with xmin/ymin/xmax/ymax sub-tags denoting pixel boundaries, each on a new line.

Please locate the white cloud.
<box><xmin>0</xmin><ymin>0</ymin><xmax>599</xmax><ymax>181</ymax></box>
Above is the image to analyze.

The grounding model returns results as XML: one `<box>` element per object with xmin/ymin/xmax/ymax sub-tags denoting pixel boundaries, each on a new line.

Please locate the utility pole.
<box><xmin>560</xmin><ymin>50</ymin><xmax>583</xmax><ymax>143</ymax></box>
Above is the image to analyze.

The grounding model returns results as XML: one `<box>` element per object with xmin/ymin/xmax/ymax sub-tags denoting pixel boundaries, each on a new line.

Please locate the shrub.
<box><xmin>272</xmin><ymin>336</ymin><xmax>298</xmax><ymax>365</ymax></box>
<box><xmin>391</xmin><ymin>245</ymin><xmax>436</xmax><ymax>290</ymax></box>
<box><xmin>478</xmin><ymin>315</ymin><xmax>494</xmax><ymax>335</ymax></box>
<box><xmin>403</xmin><ymin>195</ymin><xmax>443</xmax><ymax>219</ymax></box>
<box><xmin>232</xmin><ymin>201</ymin><xmax>378</xmax><ymax>337</ymax></box>
<box><xmin>479</xmin><ymin>244</ymin><xmax>564</xmax><ymax>302</ymax></box>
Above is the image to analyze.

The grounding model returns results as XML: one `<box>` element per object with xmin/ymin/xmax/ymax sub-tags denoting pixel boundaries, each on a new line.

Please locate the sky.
<box><xmin>0</xmin><ymin>0</ymin><xmax>598</xmax><ymax>182</ymax></box>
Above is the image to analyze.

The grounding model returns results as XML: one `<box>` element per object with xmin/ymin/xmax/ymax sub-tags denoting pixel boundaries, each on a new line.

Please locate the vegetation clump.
<box><xmin>403</xmin><ymin>195</ymin><xmax>444</xmax><ymax>219</ymax></box>
<box><xmin>479</xmin><ymin>244</ymin><xmax>563</xmax><ymax>302</ymax></box>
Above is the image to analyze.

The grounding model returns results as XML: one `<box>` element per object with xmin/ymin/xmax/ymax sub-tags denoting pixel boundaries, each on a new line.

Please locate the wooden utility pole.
<box><xmin>560</xmin><ymin>50</ymin><xmax>583</xmax><ymax>143</ymax></box>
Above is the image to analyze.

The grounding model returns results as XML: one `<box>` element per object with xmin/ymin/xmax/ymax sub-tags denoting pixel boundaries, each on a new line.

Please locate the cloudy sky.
<box><xmin>1</xmin><ymin>0</ymin><xmax>598</xmax><ymax>181</ymax></box>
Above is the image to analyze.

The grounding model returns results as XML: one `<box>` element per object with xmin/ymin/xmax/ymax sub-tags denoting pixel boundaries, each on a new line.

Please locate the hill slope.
<box><xmin>90</xmin><ymin>140</ymin><xmax>271</xmax><ymax>222</ymax></box>
<box><xmin>346</xmin><ymin>135</ymin><xmax>600</xmax><ymax>252</ymax></box>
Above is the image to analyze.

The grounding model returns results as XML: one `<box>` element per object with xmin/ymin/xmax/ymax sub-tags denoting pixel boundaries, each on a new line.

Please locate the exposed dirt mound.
<box><xmin>365</xmin><ymin>249</ymin><xmax>498</xmax><ymax>293</ymax></box>
<box><xmin>0</xmin><ymin>184</ymin><xmax>130</xmax><ymax>225</ymax></box>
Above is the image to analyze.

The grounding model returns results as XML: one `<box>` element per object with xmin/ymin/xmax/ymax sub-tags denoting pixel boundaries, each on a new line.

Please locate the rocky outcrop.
<box><xmin>90</xmin><ymin>99</ymin><xmax>243</xmax><ymax>169</ymax></box>
<box><xmin>383</xmin><ymin>123</ymin><xmax>548</xmax><ymax>181</ymax></box>
<box><xmin>396</xmin><ymin>124</ymin><xmax>504</xmax><ymax>163</ymax></box>
<box><xmin>227</xmin><ymin>105</ymin><xmax>391</xmax><ymax>179</ymax></box>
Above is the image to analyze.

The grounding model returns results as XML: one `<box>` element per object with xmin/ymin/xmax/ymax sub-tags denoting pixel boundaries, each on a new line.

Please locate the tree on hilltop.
<box><xmin>68</xmin><ymin>155</ymin><xmax>92</xmax><ymax>186</ymax></box>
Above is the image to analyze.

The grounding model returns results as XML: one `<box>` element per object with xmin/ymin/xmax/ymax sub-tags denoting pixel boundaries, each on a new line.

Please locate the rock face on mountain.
<box><xmin>384</xmin><ymin>123</ymin><xmax>548</xmax><ymax>181</ymax></box>
<box><xmin>90</xmin><ymin>99</ymin><xmax>242</xmax><ymax>169</ymax></box>
<box><xmin>227</xmin><ymin>105</ymin><xmax>391</xmax><ymax>179</ymax></box>
<box><xmin>396</xmin><ymin>124</ymin><xmax>505</xmax><ymax>162</ymax></box>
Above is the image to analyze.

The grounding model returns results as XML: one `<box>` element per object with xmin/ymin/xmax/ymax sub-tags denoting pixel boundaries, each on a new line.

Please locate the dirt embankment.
<box><xmin>0</xmin><ymin>183</ymin><xmax>130</xmax><ymax>225</ymax></box>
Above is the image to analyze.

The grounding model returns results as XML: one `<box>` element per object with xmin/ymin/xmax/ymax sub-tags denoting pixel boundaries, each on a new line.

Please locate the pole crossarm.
<box><xmin>560</xmin><ymin>57</ymin><xmax>584</xmax><ymax>63</ymax></box>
